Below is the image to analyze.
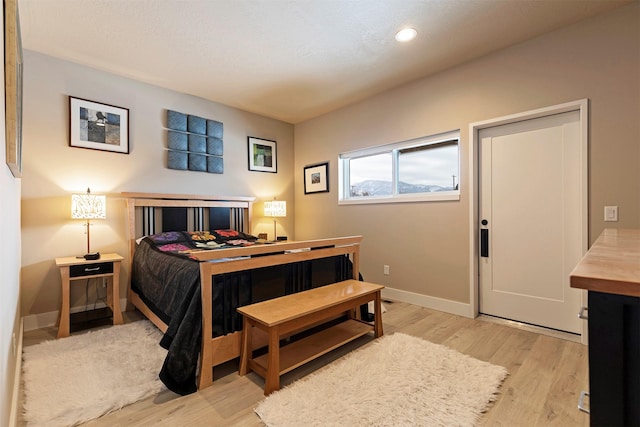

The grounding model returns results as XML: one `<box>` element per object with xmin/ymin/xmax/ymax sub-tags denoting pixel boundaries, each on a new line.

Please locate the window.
<box><xmin>348</xmin><ymin>153</ymin><xmax>392</xmax><ymax>197</ymax></box>
<box><xmin>339</xmin><ymin>130</ymin><xmax>460</xmax><ymax>204</ymax></box>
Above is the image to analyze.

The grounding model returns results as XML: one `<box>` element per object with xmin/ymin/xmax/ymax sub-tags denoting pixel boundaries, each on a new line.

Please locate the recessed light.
<box><xmin>395</xmin><ymin>28</ymin><xmax>417</xmax><ymax>42</ymax></box>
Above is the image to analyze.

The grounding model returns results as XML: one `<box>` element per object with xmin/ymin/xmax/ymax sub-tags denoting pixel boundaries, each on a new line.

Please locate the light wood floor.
<box><xmin>20</xmin><ymin>301</ymin><xmax>589</xmax><ymax>426</ymax></box>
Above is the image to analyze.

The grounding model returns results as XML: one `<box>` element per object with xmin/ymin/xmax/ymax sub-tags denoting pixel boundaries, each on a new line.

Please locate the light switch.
<box><xmin>604</xmin><ymin>206</ymin><xmax>618</xmax><ymax>222</ymax></box>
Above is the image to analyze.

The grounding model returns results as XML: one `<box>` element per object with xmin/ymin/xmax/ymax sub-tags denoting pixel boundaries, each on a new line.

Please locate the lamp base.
<box><xmin>83</xmin><ymin>252</ymin><xmax>101</xmax><ymax>260</ymax></box>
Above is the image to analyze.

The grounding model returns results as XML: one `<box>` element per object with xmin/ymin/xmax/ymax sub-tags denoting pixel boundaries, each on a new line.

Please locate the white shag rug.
<box><xmin>22</xmin><ymin>320</ymin><xmax>167</xmax><ymax>427</ymax></box>
<box><xmin>255</xmin><ymin>333</ymin><xmax>508</xmax><ymax>427</ymax></box>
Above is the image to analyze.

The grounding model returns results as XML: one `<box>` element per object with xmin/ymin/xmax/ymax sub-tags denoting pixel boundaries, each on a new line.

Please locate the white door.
<box><xmin>479</xmin><ymin>111</ymin><xmax>583</xmax><ymax>334</ymax></box>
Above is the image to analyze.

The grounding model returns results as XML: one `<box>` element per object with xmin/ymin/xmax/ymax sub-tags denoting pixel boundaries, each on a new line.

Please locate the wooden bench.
<box><xmin>237</xmin><ymin>279</ymin><xmax>384</xmax><ymax>395</ymax></box>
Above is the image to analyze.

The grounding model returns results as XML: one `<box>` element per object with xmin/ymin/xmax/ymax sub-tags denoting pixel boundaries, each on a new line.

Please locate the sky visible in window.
<box><xmin>350</xmin><ymin>145</ymin><xmax>458</xmax><ymax>188</ymax></box>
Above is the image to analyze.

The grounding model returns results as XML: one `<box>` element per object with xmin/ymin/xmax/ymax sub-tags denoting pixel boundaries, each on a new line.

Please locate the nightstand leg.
<box><xmin>110</xmin><ymin>261</ymin><xmax>123</xmax><ymax>325</ymax></box>
<box><xmin>58</xmin><ymin>266</ymin><xmax>70</xmax><ymax>338</ymax></box>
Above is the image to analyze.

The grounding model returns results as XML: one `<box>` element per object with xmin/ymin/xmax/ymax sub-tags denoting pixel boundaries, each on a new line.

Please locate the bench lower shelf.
<box><xmin>249</xmin><ymin>319</ymin><xmax>373</xmax><ymax>377</ymax></box>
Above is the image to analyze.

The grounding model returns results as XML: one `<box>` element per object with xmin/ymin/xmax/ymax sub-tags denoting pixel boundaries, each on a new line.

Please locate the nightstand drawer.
<box><xmin>69</xmin><ymin>262</ymin><xmax>113</xmax><ymax>277</ymax></box>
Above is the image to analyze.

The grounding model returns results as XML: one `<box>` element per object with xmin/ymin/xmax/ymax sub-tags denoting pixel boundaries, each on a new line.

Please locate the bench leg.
<box><xmin>239</xmin><ymin>317</ymin><xmax>252</xmax><ymax>376</ymax></box>
<box><xmin>264</xmin><ymin>326</ymin><xmax>281</xmax><ymax>395</ymax></box>
<box><xmin>374</xmin><ymin>291</ymin><xmax>384</xmax><ymax>338</ymax></box>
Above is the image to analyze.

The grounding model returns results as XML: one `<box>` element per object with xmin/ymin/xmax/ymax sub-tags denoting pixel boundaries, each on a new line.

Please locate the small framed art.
<box><xmin>69</xmin><ymin>97</ymin><xmax>129</xmax><ymax>154</ymax></box>
<box><xmin>304</xmin><ymin>162</ymin><xmax>329</xmax><ymax>194</ymax></box>
<box><xmin>248</xmin><ymin>136</ymin><xmax>277</xmax><ymax>173</ymax></box>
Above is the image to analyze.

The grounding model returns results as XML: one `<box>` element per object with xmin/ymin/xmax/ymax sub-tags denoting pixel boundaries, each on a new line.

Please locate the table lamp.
<box><xmin>264</xmin><ymin>199</ymin><xmax>286</xmax><ymax>242</ymax></box>
<box><xmin>71</xmin><ymin>188</ymin><xmax>106</xmax><ymax>259</ymax></box>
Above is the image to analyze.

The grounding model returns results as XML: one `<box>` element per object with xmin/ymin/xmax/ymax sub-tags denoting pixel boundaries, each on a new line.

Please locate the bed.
<box><xmin>123</xmin><ymin>192</ymin><xmax>362</xmax><ymax>395</ymax></box>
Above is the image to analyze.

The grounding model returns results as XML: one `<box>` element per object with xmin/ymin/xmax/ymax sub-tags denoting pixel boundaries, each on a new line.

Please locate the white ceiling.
<box><xmin>19</xmin><ymin>0</ymin><xmax>630</xmax><ymax>124</ymax></box>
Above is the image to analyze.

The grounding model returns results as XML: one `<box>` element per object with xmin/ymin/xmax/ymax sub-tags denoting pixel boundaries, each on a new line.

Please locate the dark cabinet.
<box><xmin>587</xmin><ymin>291</ymin><xmax>640</xmax><ymax>426</ymax></box>
<box><xmin>570</xmin><ymin>229</ymin><xmax>640</xmax><ymax>426</ymax></box>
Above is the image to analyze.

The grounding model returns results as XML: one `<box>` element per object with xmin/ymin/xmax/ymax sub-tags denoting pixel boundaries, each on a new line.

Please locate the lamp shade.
<box><xmin>264</xmin><ymin>200</ymin><xmax>286</xmax><ymax>218</ymax></box>
<box><xmin>71</xmin><ymin>193</ymin><xmax>106</xmax><ymax>219</ymax></box>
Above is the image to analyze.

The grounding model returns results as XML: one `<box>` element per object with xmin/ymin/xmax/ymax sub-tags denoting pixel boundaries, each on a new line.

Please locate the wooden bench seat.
<box><xmin>237</xmin><ymin>279</ymin><xmax>384</xmax><ymax>395</ymax></box>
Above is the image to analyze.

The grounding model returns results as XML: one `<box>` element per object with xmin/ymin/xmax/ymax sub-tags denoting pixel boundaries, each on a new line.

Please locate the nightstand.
<box><xmin>55</xmin><ymin>253</ymin><xmax>124</xmax><ymax>338</ymax></box>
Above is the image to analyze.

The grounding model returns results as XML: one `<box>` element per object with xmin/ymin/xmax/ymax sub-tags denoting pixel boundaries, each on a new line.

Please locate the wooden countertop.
<box><xmin>570</xmin><ymin>229</ymin><xmax>640</xmax><ymax>297</ymax></box>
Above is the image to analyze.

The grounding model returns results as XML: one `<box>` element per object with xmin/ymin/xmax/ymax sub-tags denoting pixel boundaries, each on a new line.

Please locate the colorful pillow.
<box><xmin>211</xmin><ymin>229</ymin><xmax>257</xmax><ymax>242</ymax></box>
<box><xmin>157</xmin><ymin>243</ymin><xmax>193</xmax><ymax>253</ymax></box>
<box><xmin>188</xmin><ymin>231</ymin><xmax>217</xmax><ymax>242</ymax></box>
<box><xmin>147</xmin><ymin>231</ymin><xmax>185</xmax><ymax>244</ymax></box>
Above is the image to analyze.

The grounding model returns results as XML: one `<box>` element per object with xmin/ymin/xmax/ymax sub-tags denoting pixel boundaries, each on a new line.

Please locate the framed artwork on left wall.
<box><xmin>69</xmin><ymin>97</ymin><xmax>130</xmax><ymax>154</ymax></box>
<box><xmin>4</xmin><ymin>0</ymin><xmax>23</xmax><ymax>177</ymax></box>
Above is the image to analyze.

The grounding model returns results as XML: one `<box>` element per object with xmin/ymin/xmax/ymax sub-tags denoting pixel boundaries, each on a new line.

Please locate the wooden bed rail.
<box><xmin>192</xmin><ymin>235</ymin><xmax>362</xmax><ymax>261</ymax></box>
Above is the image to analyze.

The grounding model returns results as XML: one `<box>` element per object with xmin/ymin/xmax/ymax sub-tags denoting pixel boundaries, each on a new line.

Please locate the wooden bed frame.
<box><xmin>123</xmin><ymin>192</ymin><xmax>362</xmax><ymax>390</ymax></box>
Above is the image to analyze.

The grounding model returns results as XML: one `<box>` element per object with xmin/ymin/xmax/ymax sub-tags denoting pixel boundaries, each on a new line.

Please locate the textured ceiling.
<box><xmin>19</xmin><ymin>0</ymin><xmax>630</xmax><ymax>123</ymax></box>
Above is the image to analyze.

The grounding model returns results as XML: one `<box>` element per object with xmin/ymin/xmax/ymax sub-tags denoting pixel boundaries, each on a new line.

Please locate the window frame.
<box><xmin>338</xmin><ymin>130</ymin><xmax>461</xmax><ymax>205</ymax></box>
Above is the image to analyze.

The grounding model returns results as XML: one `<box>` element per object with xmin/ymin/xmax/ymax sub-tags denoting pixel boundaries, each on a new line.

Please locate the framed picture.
<box><xmin>69</xmin><ymin>97</ymin><xmax>130</xmax><ymax>154</ymax></box>
<box><xmin>304</xmin><ymin>162</ymin><xmax>329</xmax><ymax>194</ymax></box>
<box><xmin>4</xmin><ymin>0</ymin><xmax>23</xmax><ymax>177</ymax></box>
<box><xmin>248</xmin><ymin>136</ymin><xmax>277</xmax><ymax>173</ymax></box>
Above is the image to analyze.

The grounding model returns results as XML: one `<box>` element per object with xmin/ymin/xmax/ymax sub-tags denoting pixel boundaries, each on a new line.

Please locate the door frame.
<box><xmin>467</xmin><ymin>99</ymin><xmax>589</xmax><ymax>343</ymax></box>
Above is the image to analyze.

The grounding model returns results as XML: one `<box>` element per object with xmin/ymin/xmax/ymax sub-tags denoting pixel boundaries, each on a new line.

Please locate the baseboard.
<box><xmin>22</xmin><ymin>298</ymin><xmax>128</xmax><ymax>332</ymax></box>
<box><xmin>24</xmin><ymin>292</ymin><xmax>472</xmax><ymax>328</ymax></box>
<box><xmin>381</xmin><ymin>287</ymin><xmax>474</xmax><ymax>318</ymax></box>
<box><xmin>8</xmin><ymin>318</ymin><xmax>23</xmax><ymax>427</ymax></box>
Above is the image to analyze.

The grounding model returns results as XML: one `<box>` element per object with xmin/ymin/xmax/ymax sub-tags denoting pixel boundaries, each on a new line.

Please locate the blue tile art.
<box><xmin>165</xmin><ymin>109</ymin><xmax>224</xmax><ymax>174</ymax></box>
<box><xmin>168</xmin><ymin>131</ymin><xmax>188</xmax><ymax>151</ymax></box>
<box><xmin>167</xmin><ymin>110</ymin><xmax>187</xmax><ymax>132</ymax></box>
<box><xmin>188</xmin><ymin>134</ymin><xmax>207</xmax><ymax>153</ymax></box>
<box><xmin>207</xmin><ymin>120</ymin><xmax>223</xmax><ymax>139</ymax></box>
<box><xmin>207</xmin><ymin>137</ymin><xmax>223</xmax><ymax>156</ymax></box>
<box><xmin>167</xmin><ymin>150</ymin><xmax>188</xmax><ymax>170</ymax></box>
<box><xmin>207</xmin><ymin>156</ymin><xmax>224</xmax><ymax>174</ymax></box>
<box><xmin>188</xmin><ymin>153</ymin><xmax>207</xmax><ymax>171</ymax></box>
<box><xmin>187</xmin><ymin>115</ymin><xmax>206</xmax><ymax>135</ymax></box>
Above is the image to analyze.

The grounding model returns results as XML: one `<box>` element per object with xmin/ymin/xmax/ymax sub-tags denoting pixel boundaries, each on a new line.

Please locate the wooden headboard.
<box><xmin>122</xmin><ymin>192</ymin><xmax>255</xmax><ymax>259</ymax></box>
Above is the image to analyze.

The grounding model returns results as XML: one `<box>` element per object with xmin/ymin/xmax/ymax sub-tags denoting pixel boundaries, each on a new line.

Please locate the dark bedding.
<box><xmin>131</xmin><ymin>231</ymin><xmax>355</xmax><ymax>395</ymax></box>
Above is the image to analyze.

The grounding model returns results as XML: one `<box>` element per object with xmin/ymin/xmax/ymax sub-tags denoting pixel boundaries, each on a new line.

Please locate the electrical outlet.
<box><xmin>604</xmin><ymin>206</ymin><xmax>618</xmax><ymax>222</ymax></box>
<box><xmin>383</xmin><ymin>265</ymin><xmax>390</xmax><ymax>275</ymax></box>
